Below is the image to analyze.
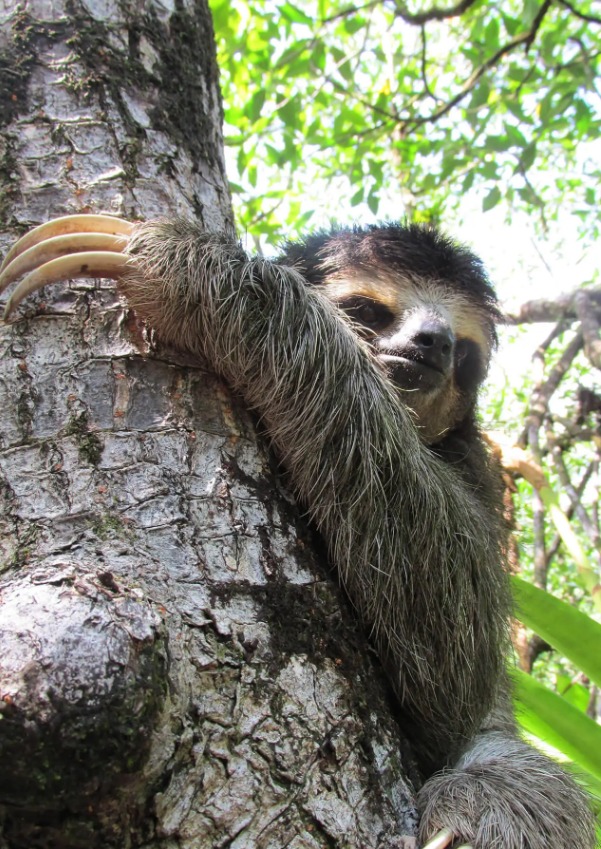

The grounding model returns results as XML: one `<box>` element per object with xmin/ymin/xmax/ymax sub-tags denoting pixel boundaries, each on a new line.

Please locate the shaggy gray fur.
<box><xmin>122</xmin><ymin>219</ymin><xmax>594</xmax><ymax>849</ymax></box>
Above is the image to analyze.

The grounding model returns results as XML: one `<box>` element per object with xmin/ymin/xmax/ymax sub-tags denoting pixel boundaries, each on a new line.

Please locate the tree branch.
<box><xmin>545</xmin><ymin>462</ymin><xmax>596</xmax><ymax>565</ymax></box>
<box><xmin>322</xmin><ymin>0</ymin><xmax>381</xmax><ymax>24</ymax></box>
<box><xmin>558</xmin><ymin>0</ymin><xmax>601</xmax><ymax>25</ymax></box>
<box><xmin>420</xmin><ymin>25</ymin><xmax>442</xmax><ymax>102</ymax></box>
<box><xmin>524</xmin><ymin>331</ymin><xmax>584</xmax><ymax>441</ymax></box>
<box><xmin>391</xmin><ymin>0</ymin><xmax>480</xmax><ymax>25</ymax></box>
<box><xmin>504</xmin><ymin>287</ymin><xmax>601</xmax><ymax>324</ymax></box>
<box><xmin>406</xmin><ymin>0</ymin><xmax>553</xmax><ymax>128</ymax></box>
<box><xmin>524</xmin><ymin>0</ymin><xmax>553</xmax><ymax>52</ymax></box>
<box><xmin>550</xmin><ymin>442</ymin><xmax>601</xmax><ymax>554</ymax></box>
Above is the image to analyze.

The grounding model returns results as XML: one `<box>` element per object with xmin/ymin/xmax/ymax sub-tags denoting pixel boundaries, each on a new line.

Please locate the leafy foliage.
<box><xmin>210</xmin><ymin>0</ymin><xmax>601</xmax><ymax>244</ymax></box>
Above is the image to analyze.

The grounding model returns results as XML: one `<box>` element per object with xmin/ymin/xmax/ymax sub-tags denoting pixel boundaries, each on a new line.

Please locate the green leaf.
<box><xmin>555</xmin><ymin>674</ymin><xmax>590</xmax><ymax>713</ymax></box>
<box><xmin>504</xmin><ymin>122</ymin><xmax>527</xmax><ymax>147</ymax></box>
<box><xmin>311</xmin><ymin>41</ymin><xmax>326</xmax><ymax>72</ymax></box>
<box><xmin>485</xmin><ymin>134</ymin><xmax>511</xmax><ymax>152</ymax></box>
<box><xmin>343</xmin><ymin>15</ymin><xmax>365</xmax><ymax>35</ymax></box>
<box><xmin>519</xmin><ymin>141</ymin><xmax>537</xmax><ymax>172</ymax></box>
<box><xmin>506</xmin><ymin>100</ymin><xmax>531</xmax><ymax>124</ymax></box>
<box><xmin>484</xmin><ymin>17</ymin><xmax>500</xmax><ymax>51</ymax></box>
<box><xmin>336</xmin><ymin>56</ymin><xmax>354</xmax><ymax>82</ymax></box>
<box><xmin>539</xmin><ymin>91</ymin><xmax>555</xmax><ymax>125</ymax></box>
<box><xmin>482</xmin><ymin>185</ymin><xmax>501</xmax><ymax>211</ymax></box>
<box><xmin>246</xmin><ymin>90</ymin><xmax>266</xmax><ymax>123</ymax></box>
<box><xmin>470</xmin><ymin>81</ymin><xmax>490</xmax><ymax>109</ymax></box>
<box><xmin>367</xmin><ymin>189</ymin><xmax>379</xmax><ymax>215</ymax></box>
<box><xmin>511</xmin><ymin>577</ymin><xmax>601</xmax><ymax>686</ymax></box>
<box><xmin>278</xmin><ymin>95</ymin><xmax>303</xmax><ymax>127</ymax></box>
<box><xmin>513</xmin><ymin>668</ymin><xmax>601</xmax><ymax>781</ymax></box>
<box><xmin>481</xmin><ymin>161</ymin><xmax>500</xmax><ymax>179</ymax></box>
<box><xmin>280</xmin><ymin>2</ymin><xmax>313</xmax><ymax>24</ymax></box>
<box><xmin>501</xmin><ymin>12</ymin><xmax>520</xmax><ymax>36</ymax></box>
<box><xmin>522</xmin><ymin>0</ymin><xmax>541</xmax><ymax>26</ymax></box>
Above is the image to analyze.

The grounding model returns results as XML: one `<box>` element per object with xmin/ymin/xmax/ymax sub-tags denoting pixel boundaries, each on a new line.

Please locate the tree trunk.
<box><xmin>0</xmin><ymin>2</ymin><xmax>418</xmax><ymax>847</ymax></box>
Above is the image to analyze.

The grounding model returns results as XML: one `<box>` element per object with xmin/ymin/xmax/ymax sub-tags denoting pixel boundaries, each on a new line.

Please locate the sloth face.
<box><xmin>279</xmin><ymin>222</ymin><xmax>499</xmax><ymax>443</ymax></box>
<box><xmin>324</xmin><ymin>275</ymin><xmax>494</xmax><ymax>442</ymax></box>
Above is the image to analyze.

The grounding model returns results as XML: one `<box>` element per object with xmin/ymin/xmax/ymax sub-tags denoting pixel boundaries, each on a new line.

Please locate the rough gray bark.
<box><xmin>0</xmin><ymin>2</ymin><xmax>418</xmax><ymax>847</ymax></box>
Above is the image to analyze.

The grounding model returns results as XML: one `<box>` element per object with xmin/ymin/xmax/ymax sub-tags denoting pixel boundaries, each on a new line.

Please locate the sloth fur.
<box><xmin>118</xmin><ymin>219</ymin><xmax>593</xmax><ymax>849</ymax></box>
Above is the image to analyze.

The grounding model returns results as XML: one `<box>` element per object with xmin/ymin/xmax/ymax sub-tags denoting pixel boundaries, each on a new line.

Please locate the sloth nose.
<box><xmin>412</xmin><ymin>320</ymin><xmax>454</xmax><ymax>370</ymax></box>
<box><xmin>409</xmin><ymin>319</ymin><xmax>454</xmax><ymax>372</ymax></box>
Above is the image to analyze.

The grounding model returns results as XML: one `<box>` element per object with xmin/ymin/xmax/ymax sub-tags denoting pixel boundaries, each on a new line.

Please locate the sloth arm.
<box><xmin>127</xmin><ymin>220</ymin><xmax>512</xmax><ymax>766</ymax></box>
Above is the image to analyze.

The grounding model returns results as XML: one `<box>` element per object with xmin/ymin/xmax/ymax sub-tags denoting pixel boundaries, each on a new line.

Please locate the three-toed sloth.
<box><xmin>0</xmin><ymin>216</ymin><xmax>594</xmax><ymax>848</ymax></box>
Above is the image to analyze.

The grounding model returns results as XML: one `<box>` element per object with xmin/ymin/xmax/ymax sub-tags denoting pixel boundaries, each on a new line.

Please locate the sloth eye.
<box><xmin>338</xmin><ymin>296</ymin><xmax>395</xmax><ymax>330</ymax></box>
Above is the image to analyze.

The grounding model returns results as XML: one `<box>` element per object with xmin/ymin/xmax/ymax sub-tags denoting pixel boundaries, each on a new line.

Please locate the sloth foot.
<box><xmin>0</xmin><ymin>213</ymin><xmax>133</xmax><ymax>318</ymax></box>
<box><xmin>417</xmin><ymin>762</ymin><xmax>593</xmax><ymax>849</ymax></box>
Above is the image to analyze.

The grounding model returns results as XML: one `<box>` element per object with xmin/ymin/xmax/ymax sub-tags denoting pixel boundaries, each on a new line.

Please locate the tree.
<box><xmin>0</xmin><ymin>3</ymin><xmax>417</xmax><ymax>847</ymax></box>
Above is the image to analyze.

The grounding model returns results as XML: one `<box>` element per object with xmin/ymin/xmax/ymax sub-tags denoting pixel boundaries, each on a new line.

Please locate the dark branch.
<box><xmin>550</xmin><ymin>443</ymin><xmax>601</xmax><ymax>549</ymax></box>
<box><xmin>322</xmin><ymin>0</ymin><xmax>381</xmax><ymax>24</ymax></box>
<box><xmin>525</xmin><ymin>0</ymin><xmax>553</xmax><ymax>52</ymax></box>
<box><xmin>407</xmin><ymin>0</ymin><xmax>553</xmax><ymax>128</ymax></box>
<box><xmin>546</xmin><ymin>462</ymin><xmax>595</xmax><ymax>564</ymax></box>
<box><xmin>558</xmin><ymin>0</ymin><xmax>601</xmax><ymax>24</ymax></box>
<box><xmin>420</xmin><ymin>25</ymin><xmax>442</xmax><ymax>101</ymax></box>
<box><xmin>391</xmin><ymin>0</ymin><xmax>480</xmax><ymax>25</ymax></box>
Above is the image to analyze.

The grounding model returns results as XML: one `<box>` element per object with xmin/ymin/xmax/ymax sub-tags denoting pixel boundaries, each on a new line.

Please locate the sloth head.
<box><xmin>280</xmin><ymin>223</ymin><xmax>501</xmax><ymax>444</ymax></box>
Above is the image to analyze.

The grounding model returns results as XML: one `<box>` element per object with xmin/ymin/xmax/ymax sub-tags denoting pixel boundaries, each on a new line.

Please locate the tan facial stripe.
<box><xmin>323</xmin><ymin>274</ymin><xmax>494</xmax><ymax>355</ymax></box>
<box><xmin>325</xmin><ymin>281</ymin><xmax>400</xmax><ymax>313</ymax></box>
<box><xmin>452</xmin><ymin>309</ymin><xmax>492</xmax><ymax>353</ymax></box>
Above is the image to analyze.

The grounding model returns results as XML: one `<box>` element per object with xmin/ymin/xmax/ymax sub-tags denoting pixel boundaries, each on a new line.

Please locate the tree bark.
<box><xmin>0</xmin><ymin>2</ymin><xmax>418</xmax><ymax>847</ymax></box>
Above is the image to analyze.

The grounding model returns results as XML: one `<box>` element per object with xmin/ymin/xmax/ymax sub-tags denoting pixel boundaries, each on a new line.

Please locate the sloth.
<box><xmin>0</xmin><ymin>215</ymin><xmax>594</xmax><ymax>849</ymax></box>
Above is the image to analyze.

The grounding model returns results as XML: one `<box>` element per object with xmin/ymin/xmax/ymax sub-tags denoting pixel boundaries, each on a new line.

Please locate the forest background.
<box><xmin>212</xmin><ymin>0</ymin><xmax>601</xmax><ymax>826</ymax></box>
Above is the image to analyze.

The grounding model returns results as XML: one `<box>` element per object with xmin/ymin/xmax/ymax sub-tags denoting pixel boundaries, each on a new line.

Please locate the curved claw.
<box><xmin>1</xmin><ymin>214</ymin><xmax>134</xmax><ymax>320</ymax></box>
<box><xmin>3</xmin><ymin>252</ymin><xmax>130</xmax><ymax>319</ymax></box>
<box><xmin>0</xmin><ymin>233</ymin><xmax>129</xmax><ymax>292</ymax></box>
<box><xmin>422</xmin><ymin>829</ymin><xmax>470</xmax><ymax>849</ymax></box>
<box><xmin>0</xmin><ymin>214</ymin><xmax>133</xmax><ymax>273</ymax></box>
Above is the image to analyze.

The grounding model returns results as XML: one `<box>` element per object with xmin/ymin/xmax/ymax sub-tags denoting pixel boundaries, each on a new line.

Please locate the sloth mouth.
<box><xmin>378</xmin><ymin>354</ymin><xmax>446</xmax><ymax>392</ymax></box>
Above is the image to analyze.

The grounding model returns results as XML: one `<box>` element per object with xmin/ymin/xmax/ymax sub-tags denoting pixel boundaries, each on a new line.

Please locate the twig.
<box><xmin>550</xmin><ymin>441</ymin><xmax>600</xmax><ymax>551</ymax></box>
<box><xmin>406</xmin><ymin>0</ymin><xmax>554</xmax><ymax>129</ymax></box>
<box><xmin>391</xmin><ymin>0</ymin><xmax>480</xmax><ymax>25</ymax></box>
<box><xmin>322</xmin><ymin>0</ymin><xmax>381</xmax><ymax>24</ymax></box>
<box><xmin>558</xmin><ymin>0</ymin><xmax>601</xmax><ymax>25</ymax></box>
<box><xmin>545</xmin><ymin>462</ymin><xmax>595</xmax><ymax>564</ymax></box>
<box><xmin>524</xmin><ymin>331</ymin><xmax>583</xmax><ymax>440</ymax></box>
<box><xmin>420</xmin><ymin>25</ymin><xmax>442</xmax><ymax>102</ymax></box>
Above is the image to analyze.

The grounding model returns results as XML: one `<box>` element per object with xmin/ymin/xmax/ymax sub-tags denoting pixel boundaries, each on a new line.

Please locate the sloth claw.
<box><xmin>421</xmin><ymin>829</ymin><xmax>471</xmax><ymax>849</ymax></box>
<box><xmin>0</xmin><ymin>214</ymin><xmax>134</xmax><ymax>319</ymax></box>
